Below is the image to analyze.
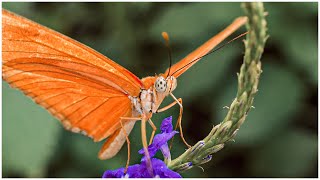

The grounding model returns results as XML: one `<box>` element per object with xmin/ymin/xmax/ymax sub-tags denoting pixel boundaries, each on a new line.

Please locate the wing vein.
<box><xmin>58</xmin><ymin>96</ymin><xmax>89</xmax><ymax>121</ymax></box>
<box><xmin>5</xmin><ymin>68</ymin><xmax>119</xmax><ymax>93</ymax></box>
<box><xmin>5</xmin><ymin>30</ymin><xmax>141</xmax><ymax>90</ymax></box>
<box><xmin>74</xmin><ymin>97</ymin><xmax>111</xmax><ymax>125</ymax></box>
<box><xmin>3</xmin><ymin>50</ymin><xmax>75</xmax><ymax>59</ymax></box>
<box><xmin>13</xmin><ymin>79</ymin><xmax>114</xmax><ymax>95</ymax></box>
<box><xmin>5</xmin><ymin>61</ymin><xmax>131</xmax><ymax>94</ymax></box>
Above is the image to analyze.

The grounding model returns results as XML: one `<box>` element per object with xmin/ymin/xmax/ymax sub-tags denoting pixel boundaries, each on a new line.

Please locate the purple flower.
<box><xmin>102</xmin><ymin>158</ymin><xmax>181</xmax><ymax>178</ymax></box>
<box><xmin>102</xmin><ymin>116</ymin><xmax>181</xmax><ymax>178</ymax></box>
<box><xmin>138</xmin><ymin>116</ymin><xmax>178</xmax><ymax>161</ymax></box>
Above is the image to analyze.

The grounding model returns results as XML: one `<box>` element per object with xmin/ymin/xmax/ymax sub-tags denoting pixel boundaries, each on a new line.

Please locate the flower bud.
<box><xmin>187</xmin><ymin>141</ymin><xmax>205</xmax><ymax>160</ymax></box>
<box><xmin>203</xmin><ymin>124</ymin><xmax>220</xmax><ymax>142</ymax></box>
<box><xmin>197</xmin><ymin>155</ymin><xmax>212</xmax><ymax>165</ymax></box>
<box><xmin>173</xmin><ymin>162</ymin><xmax>193</xmax><ymax>172</ymax></box>
<box><xmin>206</xmin><ymin>144</ymin><xmax>224</xmax><ymax>154</ymax></box>
<box><xmin>215</xmin><ymin>121</ymin><xmax>232</xmax><ymax>139</ymax></box>
<box><xmin>191</xmin><ymin>141</ymin><xmax>205</xmax><ymax>154</ymax></box>
<box><xmin>228</xmin><ymin>129</ymin><xmax>239</xmax><ymax>141</ymax></box>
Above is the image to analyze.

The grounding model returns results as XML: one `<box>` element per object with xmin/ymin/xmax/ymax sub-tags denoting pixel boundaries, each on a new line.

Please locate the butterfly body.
<box><xmin>98</xmin><ymin>75</ymin><xmax>177</xmax><ymax>159</ymax></box>
<box><xmin>138</xmin><ymin>75</ymin><xmax>177</xmax><ymax>114</ymax></box>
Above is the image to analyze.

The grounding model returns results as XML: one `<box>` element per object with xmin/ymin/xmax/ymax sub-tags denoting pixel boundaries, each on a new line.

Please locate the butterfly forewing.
<box><xmin>164</xmin><ymin>17</ymin><xmax>247</xmax><ymax>78</ymax></box>
<box><xmin>2</xmin><ymin>9</ymin><xmax>142</xmax><ymax>95</ymax></box>
<box><xmin>2</xmin><ymin>9</ymin><xmax>141</xmax><ymax>142</ymax></box>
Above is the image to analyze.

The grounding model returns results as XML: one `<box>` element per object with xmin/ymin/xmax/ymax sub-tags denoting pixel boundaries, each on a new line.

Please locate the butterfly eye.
<box><xmin>155</xmin><ymin>77</ymin><xmax>167</xmax><ymax>93</ymax></box>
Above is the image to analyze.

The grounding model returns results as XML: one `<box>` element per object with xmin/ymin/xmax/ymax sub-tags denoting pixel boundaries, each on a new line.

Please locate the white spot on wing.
<box><xmin>71</xmin><ymin>127</ymin><xmax>80</xmax><ymax>133</ymax></box>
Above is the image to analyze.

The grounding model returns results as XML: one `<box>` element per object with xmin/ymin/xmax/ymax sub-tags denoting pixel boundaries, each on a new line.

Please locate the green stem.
<box><xmin>168</xmin><ymin>2</ymin><xmax>268</xmax><ymax>172</ymax></box>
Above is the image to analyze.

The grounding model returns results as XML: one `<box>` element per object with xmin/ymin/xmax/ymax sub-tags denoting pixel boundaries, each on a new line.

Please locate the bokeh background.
<box><xmin>2</xmin><ymin>2</ymin><xmax>318</xmax><ymax>178</ymax></box>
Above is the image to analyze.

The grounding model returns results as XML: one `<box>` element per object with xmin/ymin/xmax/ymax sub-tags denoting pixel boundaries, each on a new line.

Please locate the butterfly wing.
<box><xmin>164</xmin><ymin>16</ymin><xmax>247</xmax><ymax>78</ymax></box>
<box><xmin>98</xmin><ymin>120</ymin><xmax>136</xmax><ymax>160</ymax></box>
<box><xmin>2</xmin><ymin>9</ymin><xmax>142</xmax><ymax>142</ymax></box>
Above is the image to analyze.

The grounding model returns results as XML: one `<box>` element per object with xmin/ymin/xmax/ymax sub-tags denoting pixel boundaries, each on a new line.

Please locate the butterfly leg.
<box><xmin>119</xmin><ymin>116</ymin><xmax>141</xmax><ymax>173</ymax></box>
<box><xmin>156</xmin><ymin>96</ymin><xmax>182</xmax><ymax>113</ymax></box>
<box><xmin>169</xmin><ymin>93</ymin><xmax>191</xmax><ymax>148</ymax></box>
<box><xmin>148</xmin><ymin>119</ymin><xmax>157</xmax><ymax>145</ymax></box>
<box><xmin>122</xmin><ymin>116</ymin><xmax>154</xmax><ymax>176</ymax></box>
<box><xmin>141</xmin><ymin>117</ymin><xmax>154</xmax><ymax>176</ymax></box>
<box><xmin>120</xmin><ymin>117</ymin><xmax>142</xmax><ymax>121</ymax></box>
<box><xmin>156</xmin><ymin>93</ymin><xmax>191</xmax><ymax>148</ymax></box>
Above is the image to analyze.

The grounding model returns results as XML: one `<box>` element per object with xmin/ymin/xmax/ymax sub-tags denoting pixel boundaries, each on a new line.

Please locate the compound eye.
<box><xmin>155</xmin><ymin>77</ymin><xmax>167</xmax><ymax>92</ymax></box>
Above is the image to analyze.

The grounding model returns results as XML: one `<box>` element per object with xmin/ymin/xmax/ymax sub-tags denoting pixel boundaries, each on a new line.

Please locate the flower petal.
<box><xmin>160</xmin><ymin>143</ymin><xmax>171</xmax><ymax>160</ymax></box>
<box><xmin>103</xmin><ymin>117</ymin><xmax>181</xmax><ymax>178</ymax></box>
<box><xmin>160</xmin><ymin>116</ymin><xmax>174</xmax><ymax>133</ymax></box>
<box><xmin>102</xmin><ymin>168</ymin><xmax>125</xmax><ymax>178</ymax></box>
<box><xmin>151</xmin><ymin>158</ymin><xmax>182</xmax><ymax>178</ymax></box>
<box><xmin>102</xmin><ymin>158</ymin><xmax>181</xmax><ymax>178</ymax></box>
<box><xmin>139</xmin><ymin>131</ymin><xmax>178</xmax><ymax>159</ymax></box>
<box><xmin>125</xmin><ymin>164</ymin><xmax>141</xmax><ymax>178</ymax></box>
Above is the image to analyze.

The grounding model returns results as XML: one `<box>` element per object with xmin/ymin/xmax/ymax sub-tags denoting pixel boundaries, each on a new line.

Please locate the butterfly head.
<box><xmin>154</xmin><ymin>75</ymin><xmax>177</xmax><ymax>94</ymax></box>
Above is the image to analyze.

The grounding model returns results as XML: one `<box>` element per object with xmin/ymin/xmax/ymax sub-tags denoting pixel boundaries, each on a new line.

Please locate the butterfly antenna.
<box><xmin>162</xmin><ymin>32</ymin><xmax>172</xmax><ymax>78</ymax></box>
<box><xmin>171</xmin><ymin>31</ymin><xmax>248</xmax><ymax>77</ymax></box>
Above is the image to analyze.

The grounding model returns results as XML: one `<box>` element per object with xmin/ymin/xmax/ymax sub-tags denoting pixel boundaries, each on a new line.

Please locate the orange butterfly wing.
<box><xmin>164</xmin><ymin>17</ymin><xmax>247</xmax><ymax>78</ymax></box>
<box><xmin>2</xmin><ymin>9</ymin><xmax>142</xmax><ymax>143</ymax></box>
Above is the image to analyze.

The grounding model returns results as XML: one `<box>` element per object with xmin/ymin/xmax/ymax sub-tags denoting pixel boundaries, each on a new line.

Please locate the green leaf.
<box><xmin>214</xmin><ymin>62</ymin><xmax>305</xmax><ymax>146</ymax></box>
<box><xmin>3</xmin><ymin>81</ymin><xmax>61</xmax><ymax>177</ymax></box>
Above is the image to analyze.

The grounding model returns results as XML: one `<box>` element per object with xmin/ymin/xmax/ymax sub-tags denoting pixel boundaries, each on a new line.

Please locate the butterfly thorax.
<box><xmin>129</xmin><ymin>75</ymin><xmax>177</xmax><ymax>119</ymax></box>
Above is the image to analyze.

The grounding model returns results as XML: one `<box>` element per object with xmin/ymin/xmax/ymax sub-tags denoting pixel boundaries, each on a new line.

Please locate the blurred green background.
<box><xmin>2</xmin><ymin>2</ymin><xmax>317</xmax><ymax>178</ymax></box>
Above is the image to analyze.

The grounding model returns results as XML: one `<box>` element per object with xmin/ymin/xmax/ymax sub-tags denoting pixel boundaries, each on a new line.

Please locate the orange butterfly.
<box><xmin>2</xmin><ymin>9</ymin><xmax>247</xmax><ymax>170</ymax></box>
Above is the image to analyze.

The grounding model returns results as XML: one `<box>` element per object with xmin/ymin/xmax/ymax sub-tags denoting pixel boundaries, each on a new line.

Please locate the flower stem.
<box><xmin>168</xmin><ymin>2</ymin><xmax>268</xmax><ymax>172</ymax></box>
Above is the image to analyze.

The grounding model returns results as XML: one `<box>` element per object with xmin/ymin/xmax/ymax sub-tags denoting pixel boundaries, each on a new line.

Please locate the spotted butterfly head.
<box><xmin>154</xmin><ymin>75</ymin><xmax>176</xmax><ymax>94</ymax></box>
